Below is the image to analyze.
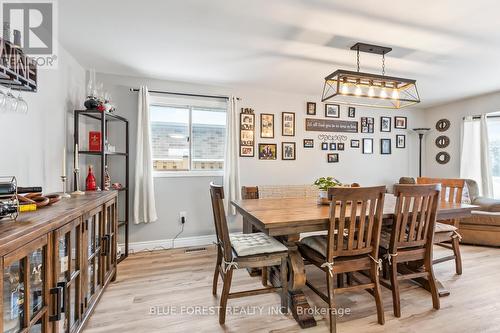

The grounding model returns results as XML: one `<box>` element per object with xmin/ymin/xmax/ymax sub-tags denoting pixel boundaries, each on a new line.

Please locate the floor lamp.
<box><xmin>412</xmin><ymin>128</ymin><xmax>431</xmax><ymax>177</ymax></box>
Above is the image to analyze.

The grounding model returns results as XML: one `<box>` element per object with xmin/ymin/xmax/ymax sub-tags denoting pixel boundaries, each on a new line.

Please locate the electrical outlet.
<box><xmin>179</xmin><ymin>211</ymin><xmax>187</xmax><ymax>224</ymax></box>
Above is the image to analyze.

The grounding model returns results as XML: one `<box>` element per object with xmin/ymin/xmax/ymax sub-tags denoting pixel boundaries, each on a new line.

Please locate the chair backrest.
<box><xmin>417</xmin><ymin>177</ymin><xmax>465</xmax><ymax>204</ymax></box>
<box><xmin>210</xmin><ymin>183</ymin><xmax>232</xmax><ymax>261</ymax></box>
<box><xmin>399</xmin><ymin>177</ymin><xmax>416</xmax><ymax>185</ymax></box>
<box><xmin>326</xmin><ymin>186</ymin><xmax>386</xmax><ymax>260</ymax></box>
<box><xmin>390</xmin><ymin>184</ymin><xmax>441</xmax><ymax>251</ymax></box>
<box><xmin>241</xmin><ymin>186</ymin><xmax>259</xmax><ymax>199</ymax></box>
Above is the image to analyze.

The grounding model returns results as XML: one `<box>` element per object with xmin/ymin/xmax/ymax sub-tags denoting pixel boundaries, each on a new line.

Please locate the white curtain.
<box><xmin>223</xmin><ymin>96</ymin><xmax>241</xmax><ymax>216</ymax></box>
<box><xmin>460</xmin><ymin>115</ymin><xmax>494</xmax><ymax>197</ymax></box>
<box><xmin>133</xmin><ymin>86</ymin><xmax>158</xmax><ymax>224</ymax></box>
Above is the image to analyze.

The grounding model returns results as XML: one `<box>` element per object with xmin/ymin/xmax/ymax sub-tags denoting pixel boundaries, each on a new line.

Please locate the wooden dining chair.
<box><xmin>417</xmin><ymin>177</ymin><xmax>465</xmax><ymax>275</ymax></box>
<box><xmin>210</xmin><ymin>183</ymin><xmax>289</xmax><ymax>325</ymax></box>
<box><xmin>298</xmin><ymin>186</ymin><xmax>386</xmax><ymax>333</ymax></box>
<box><xmin>379</xmin><ymin>184</ymin><xmax>441</xmax><ymax>317</ymax></box>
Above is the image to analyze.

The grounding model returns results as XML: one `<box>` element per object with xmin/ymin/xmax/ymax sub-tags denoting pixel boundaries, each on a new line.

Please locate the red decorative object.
<box><xmin>86</xmin><ymin>165</ymin><xmax>97</xmax><ymax>191</ymax></box>
<box><xmin>97</xmin><ymin>102</ymin><xmax>106</xmax><ymax>112</ymax></box>
<box><xmin>89</xmin><ymin>131</ymin><xmax>101</xmax><ymax>152</ymax></box>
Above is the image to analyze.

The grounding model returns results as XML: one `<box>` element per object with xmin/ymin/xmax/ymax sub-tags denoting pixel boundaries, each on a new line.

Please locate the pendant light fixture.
<box><xmin>321</xmin><ymin>43</ymin><xmax>420</xmax><ymax>109</ymax></box>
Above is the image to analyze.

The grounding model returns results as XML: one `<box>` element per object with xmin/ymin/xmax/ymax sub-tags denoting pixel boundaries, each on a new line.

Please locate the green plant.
<box><xmin>313</xmin><ymin>177</ymin><xmax>342</xmax><ymax>191</ymax></box>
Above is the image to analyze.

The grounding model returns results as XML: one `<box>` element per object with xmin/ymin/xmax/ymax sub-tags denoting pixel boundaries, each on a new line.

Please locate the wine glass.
<box><xmin>16</xmin><ymin>94</ymin><xmax>28</xmax><ymax>114</ymax></box>
<box><xmin>5</xmin><ymin>88</ymin><xmax>17</xmax><ymax>113</ymax></box>
<box><xmin>0</xmin><ymin>89</ymin><xmax>6</xmax><ymax>112</ymax></box>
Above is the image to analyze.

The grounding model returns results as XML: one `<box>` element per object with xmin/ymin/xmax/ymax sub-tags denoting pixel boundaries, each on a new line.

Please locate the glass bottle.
<box><xmin>104</xmin><ymin>166</ymin><xmax>111</xmax><ymax>191</ymax></box>
<box><xmin>85</xmin><ymin>165</ymin><xmax>97</xmax><ymax>191</ymax></box>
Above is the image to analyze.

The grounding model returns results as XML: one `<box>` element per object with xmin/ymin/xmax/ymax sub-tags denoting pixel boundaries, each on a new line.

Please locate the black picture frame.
<box><xmin>396</xmin><ymin>135</ymin><xmax>406</xmax><ymax>148</ymax></box>
<box><xmin>329</xmin><ymin>142</ymin><xmax>337</xmax><ymax>150</ymax></box>
<box><xmin>282</xmin><ymin>112</ymin><xmax>296</xmax><ymax>136</ymax></box>
<box><xmin>337</xmin><ymin>143</ymin><xmax>345</xmax><ymax>151</ymax></box>
<box><xmin>361</xmin><ymin>117</ymin><xmax>375</xmax><ymax>133</ymax></box>
<box><xmin>362</xmin><ymin>138</ymin><xmax>373</xmax><ymax>154</ymax></box>
<box><xmin>282</xmin><ymin>142</ymin><xmax>296</xmax><ymax>160</ymax></box>
<box><xmin>380</xmin><ymin>116</ymin><xmax>391</xmax><ymax>132</ymax></box>
<box><xmin>321</xmin><ymin>142</ymin><xmax>329</xmax><ymax>150</ymax></box>
<box><xmin>327</xmin><ymin>153</ymin><xmax>339</xmax><ymax>163</ymax></box>
<box><xmin>258</xmin><ymin>143</ymin><xmax>277</xmax><ymax>160</ymax></box>
<box><xmin>394</xmin><ymin>116</ymin><xmax>407</xmax><ymax>129</ymax></box>
<box><xmin>350</xmin><ymin>139</ymin><xmax>360</xmax><ymax>148</ymax></box>
<box><xmin>306</xmin><ymin>102</ymin><xmax>316</xmax><ymax>115</ymax></box>
<box><xmin>348</xmin><ymin>107</ymin><xmax>356</xmax><ymax>118</ymax></box>
<box><xmin>303</xmin><ymin>139</ymin><xmax>314</xmax><ymax>148</ymax></box>
<box><xmin>260</xmin><ymin>113</ymin><xmax>274</xmax><ymax>138</ymax></box>
<box><xmin>325</xmin><ymin>104</ymin><xmax>340</xmax><ymax>118</ymax></box>
<box><xmin>380</xmin><ymin>139</ymin><xmax>392</xmax><ymax>154</ymax></box>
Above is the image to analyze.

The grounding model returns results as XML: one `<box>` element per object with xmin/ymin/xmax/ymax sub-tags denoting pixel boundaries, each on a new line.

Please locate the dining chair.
<box><xmin>417</xmin><ymin>177</ymin><xmax>465</xmax><ymax>275</ymax></box>
<box><xmin>379</xmin><ymin>184</ymin><xmax>441</xmax><ymax>317</ymax></box>
<box><xmin>298</xmin><ymin>186</ymin><xmax>386</xmax><ymax>333</ymax></box>
<box><xmin>210</xmin><ymin>183</ymin><xmax>289</xmax><ymax>325</ymax></box>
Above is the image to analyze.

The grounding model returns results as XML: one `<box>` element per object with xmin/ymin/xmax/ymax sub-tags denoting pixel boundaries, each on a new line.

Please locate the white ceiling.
<box><xmin>59</xmin><ymin>0</ymin><xmax>500</xmax><ymax>107</ymax></box>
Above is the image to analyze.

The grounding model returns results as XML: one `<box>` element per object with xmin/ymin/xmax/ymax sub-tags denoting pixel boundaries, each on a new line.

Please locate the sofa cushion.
<box><xmin>230</xmin><ymin>233</ymin><xmax>287</xmax><ymax>257</ymax></box>
<box><xmin>472</xmin><ymin>197</ymin><xmax>500</xmax><ymax>212</ymax></box>
<box><xmin>461</xmin><ymin>211</ymin><xmax>500</xmax><ymax>227</ymax></box>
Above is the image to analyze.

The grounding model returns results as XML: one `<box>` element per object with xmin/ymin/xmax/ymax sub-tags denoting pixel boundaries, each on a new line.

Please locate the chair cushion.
<box><xmin>379</xmin><ymin>229</ymin><xmax>392</xmax><ymax>249</ymax></box>
<box><xmin>435</xmin><ymin>222</ymin><xmax>457</xmax><ymax>233</ymax></box>
<box><xmin>300</xmin><ymin>235</ymin><xmax>328</xmax><ymax>257</ymax></box>
<box><xmin>230</xmin><ymin>233</ymin><xmax>287</xmax><ymax>257</ymax></box>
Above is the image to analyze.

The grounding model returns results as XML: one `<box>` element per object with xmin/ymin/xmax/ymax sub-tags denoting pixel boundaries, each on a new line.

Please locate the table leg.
<box><xmin>243</xmin><ymin>217</ymin><xmax>261</xmax><ymax>277</ymax></box>
<box><xmin>268</xmin><ymin>236</ymin><xmax>317</xmax><ymax>329</ymax></box>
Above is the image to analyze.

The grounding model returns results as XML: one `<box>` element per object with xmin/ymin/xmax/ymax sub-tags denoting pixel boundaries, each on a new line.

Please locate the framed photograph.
<box><xmin>361</xmin><ymin>117</ymin><xmax>374</xmax><ymax>133</ymax></box>
<box><xmin>258</xmin><ymin>143</ymin><xmax>277</xmax><ymax>160</ymax></box>
<box><xmin>350</xmin><ymin>139</ymin><xmax>360</xmax><ymax>148</ymax></box>
<box><xmin>396</xmin><ymin>134</ymin><xmax>406</xmax><ymax>148</ymax></box>
<box><xmin>362</xmin><ymin>138</ymin><xmax>373</xmax><ymax>154</ymax></box>
<box><xmin>260</xmin><ymin>113</ymin><xmax>274</xmax><ymax>138</ymax></box>
<box><xmin>327</xmin><ymin>153</ymin><xmax>339</xmax><ymax>163</ymax></box>
<box><xmin>337</xmin><ymin>143</ymin><xmax>345</xmax><ymax>151</ymax></box>
<box><xmin>241</xmin><ymin>113</ymin><xmax>255</xmax><ymax>130</ymax></box>
<box><xmin>380</xmin><ymin>116</ymin><xmax>391</xmax><ymax>132</ymax></box>
<box><xmin>240</xmin><ymin>146</ymin><xmax>254</xmax><ymax>157</ymax></box>
<box><xmin>325</xmin><ymin>104</ymin><xmax>340</xmax><ymax>118</ymax></box>
<box><xmin>381</xmin><ymin>139</ymin><xmax>392</xmax><ymax>154</ymax></box>
<box><xmin>329</xmin><ymin>142</ymin><xmax>337</xmax><ymax>150</ymax></box>
<box><xmin>394</xmin><ymin>116</ymin><xmax>407</xmax><ymax>129</ymax></box>
<box><xmin>240</xmin><ymin>129</ymin><xmax>254</xmax><ymax>145</ymax></box>
<box><xmin>348</xmin><ymin>107</ymin><xmax>356</xmax><ymax>118</ymax></box>
<box><xmin>306</xmin><ymin>102</ymin><xmax>316</xmax><ymax>115</ymax></box>
<box><xmin>282</xmin><ymin>112</ymin><xmax>295</xmax><ymax>136</ymax></box>
<box><xmin>321</xmin><ymin>142</ymin><xmax>329</xmax><ymax>150</ymax></box>
<box><xmin>303</xmin><ymin>139</ymin><xmax>314</xmax><ymax>148</ymax></box>
<box><xmin>282</xmin><ymin>142</ymin><xmax>296</xmax><ymax>160</ymax></box>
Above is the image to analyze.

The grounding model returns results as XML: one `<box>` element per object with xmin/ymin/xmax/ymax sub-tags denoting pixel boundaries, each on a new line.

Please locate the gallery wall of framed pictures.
<box><xmin>239</xmin><ymin>108</ymin><xmax>255</xmax><ymax>157</ymax></box>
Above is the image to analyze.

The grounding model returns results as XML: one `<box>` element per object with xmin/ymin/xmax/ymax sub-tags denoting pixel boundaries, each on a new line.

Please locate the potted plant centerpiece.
<box><xmin>313</xmin><ymin>176</ymin><xmax>343</xmax><ymax>205</ymax></box>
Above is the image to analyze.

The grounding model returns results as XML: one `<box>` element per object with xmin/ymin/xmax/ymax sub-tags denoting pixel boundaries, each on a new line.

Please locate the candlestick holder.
<box><xmin>71</xmin><ymin>168</ymin><xmax>85</xmax><ymax>196</ymax></box>
<box><xmin>60</xmin><ymin>175</ymin><xmax>71</xmax><ymax>198</ymax></box>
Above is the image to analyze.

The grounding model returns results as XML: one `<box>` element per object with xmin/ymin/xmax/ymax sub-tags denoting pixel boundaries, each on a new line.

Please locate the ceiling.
<box><xmin>59</xmin><ymin>0</ymin><xmax>500</xmax><ymax>108</ymax></box>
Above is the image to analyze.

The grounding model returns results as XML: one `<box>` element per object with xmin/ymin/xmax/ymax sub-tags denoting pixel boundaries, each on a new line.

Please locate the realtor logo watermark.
<box><xmin>1</xmin><ymin>0</ymin><xmax>58</xmax><ymax>68</ymax></box>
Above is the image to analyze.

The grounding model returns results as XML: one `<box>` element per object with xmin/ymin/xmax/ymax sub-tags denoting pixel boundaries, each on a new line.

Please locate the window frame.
<box><xmin>149</xmin><ymin>96</ymin><xmax>226</xmax><ymax>177</ymax></box>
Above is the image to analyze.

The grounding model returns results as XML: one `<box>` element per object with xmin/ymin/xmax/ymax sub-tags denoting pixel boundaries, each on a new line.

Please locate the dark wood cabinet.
<box><xmin>0</xmin><ymin>192</ymin><xmax>117</xmax><ymax>333</ymax></box>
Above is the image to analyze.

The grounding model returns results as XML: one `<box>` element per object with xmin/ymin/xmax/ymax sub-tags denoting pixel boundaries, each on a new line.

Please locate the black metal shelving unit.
<box><xmin>74</xmin><ymin>109</ymin><xmax>129</xmax><ymax>263</ymax></box>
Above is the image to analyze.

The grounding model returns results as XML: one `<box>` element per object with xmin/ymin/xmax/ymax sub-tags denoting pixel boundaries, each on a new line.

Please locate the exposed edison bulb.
<box><xmin>368</xmin><ymin>84</ymin><xmax>375</xmax><ymax>97</ymax></box>
<box><xmin>391</xmin><ymin>88</ymin><xmax>399</xmax><ymax>99</ymax></box>
<box><xmin>341</xmin><ymin>83</ymin><xmax>349</xmax><ymax>95</ymax></box>
<box><xmin>380</xmin><ymin>87</ymin><xmax>388</xmax><ymax>99</ymax></box>
<box><xmin>355</xmin><ymin>85</ymin><xmax>362</xmax><ymax>96</ymax></box>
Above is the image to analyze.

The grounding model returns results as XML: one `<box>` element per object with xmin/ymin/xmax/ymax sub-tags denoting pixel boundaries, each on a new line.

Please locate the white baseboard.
<box><xmin>119</xmin><ymin>234</ymin><xmax>218</xmax><ymax>253</ymax></box>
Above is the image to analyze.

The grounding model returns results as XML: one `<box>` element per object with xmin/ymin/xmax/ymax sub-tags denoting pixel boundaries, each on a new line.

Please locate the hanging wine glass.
<box><xmin>5</xmin><ymin>87</ymin><xmax>17</xmax><ymax>113</ymax></box>
<box><xmin>16</xmin><ymin>93</ymin><xmax>28</xmax><ymax>114</ymax></box>
<box><xmin>0</xmin><ymin>89</ymin><xmax>6</xmax><ymax>112</ymax></box>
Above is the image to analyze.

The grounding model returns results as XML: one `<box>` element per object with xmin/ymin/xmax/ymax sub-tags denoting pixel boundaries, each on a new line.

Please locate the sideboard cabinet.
<box><xmin>0</xmin><ymin>192</ymin><xmax>118</xmax><ymax>333</ymax></box>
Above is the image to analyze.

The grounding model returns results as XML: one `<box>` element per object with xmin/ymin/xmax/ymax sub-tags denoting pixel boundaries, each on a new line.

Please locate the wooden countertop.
<box><xmin>0</xmin><ymin>191</ymin><xmax>117</xmax><ymax>256</ymax></box>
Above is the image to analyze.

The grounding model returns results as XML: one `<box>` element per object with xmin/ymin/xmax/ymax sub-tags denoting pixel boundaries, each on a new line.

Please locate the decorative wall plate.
<box><xmin>436</xmin><ymin>119</ymin><xmax>451</xmax><ymax>132</ymax></box>
<box><xmin>435</xmin><ymin>135</ymin><xmax>450</xmax><ymax>148</ymax></box>
<box><xmin>436</xmin><ymin>152</ymin><xmax>450</xmax><ymax>164</ymax></box>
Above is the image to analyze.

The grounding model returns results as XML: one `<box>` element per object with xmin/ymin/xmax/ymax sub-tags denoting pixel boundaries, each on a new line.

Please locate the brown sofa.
<box><xmin>460</xmin><ymin>180</ymin><xmax>500</xmax><ymax>247</ymax></box>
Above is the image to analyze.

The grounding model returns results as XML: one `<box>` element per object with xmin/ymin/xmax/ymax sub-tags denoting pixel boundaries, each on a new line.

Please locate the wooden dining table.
<box><xmin>231</xmin><ymin>195</ymin><xmax>476</xmax><ymax>329</ymax></box>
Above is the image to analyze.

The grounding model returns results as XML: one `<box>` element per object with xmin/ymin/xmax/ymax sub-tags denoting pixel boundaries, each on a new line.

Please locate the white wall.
<box><xmin>0</xmin><ymin>46</ymin><xmax>86</xmax><ymax>193</ymax></box>
<box><xmin>96</xmin><ymin>72</ymin><xmax>426</xmax><ymax>245</ymax></box>
<box><xmin>423</xmin><ymin>91</ymin><xmax>500</xmax><ymax>178</ymax></box>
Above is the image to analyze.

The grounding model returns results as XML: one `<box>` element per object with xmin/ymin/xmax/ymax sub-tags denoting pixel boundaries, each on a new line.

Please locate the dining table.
<box><xmin>231</xmin><ymin>195</ymin><xmax>477</xmax><ymax>329</ymax></box>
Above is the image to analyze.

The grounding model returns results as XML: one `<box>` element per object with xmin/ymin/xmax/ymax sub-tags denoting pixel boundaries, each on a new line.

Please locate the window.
<box><xmin>487</xmin><ymin>116</ymin><xmax>500</xmax><ymax>198</ymax></box>
<box><xmin>150</xmin><ymin>95</ymin><xmax>227</xmax><ymax>174</ymax></box>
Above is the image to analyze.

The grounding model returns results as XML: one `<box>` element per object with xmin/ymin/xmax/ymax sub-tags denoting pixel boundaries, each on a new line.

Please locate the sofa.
<box><xmin>460</xmin><ymin>179</ymin><xmax>500</xmax><ymax>247</ymax></box>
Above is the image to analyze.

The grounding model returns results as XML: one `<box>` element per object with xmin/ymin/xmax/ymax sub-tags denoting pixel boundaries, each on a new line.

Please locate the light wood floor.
<box><xmin>84</xmin><ymin>244</ymin><xmax>500</xmax><ymax>333</ymax></box>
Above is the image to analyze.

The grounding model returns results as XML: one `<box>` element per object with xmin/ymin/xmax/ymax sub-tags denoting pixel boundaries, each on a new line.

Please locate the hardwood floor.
<box><xmin>84</xmin><ymin>244</ymin><xmax>500</xmax><ymax>333</ymax></box>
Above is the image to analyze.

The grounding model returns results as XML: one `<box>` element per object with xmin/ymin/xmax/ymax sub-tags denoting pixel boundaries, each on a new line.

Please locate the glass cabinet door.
<box><xmin>82</xmin><ymin>207</ymin><xmax>102</xmax><ymax>315</ymax></box>
<box><xmin>53</xmin><ymin>218</ymin><xmax>82</xmax><ymax>333</ymax></box>
<box><xmin>2</xmin><ymin>236</ymin><xmax>49</xmax><ymax>333</ymax></box>
<box><xmin>102</xmin><ymin>200</ymin><xmax>117</xmax><ymax>283</ymax></box>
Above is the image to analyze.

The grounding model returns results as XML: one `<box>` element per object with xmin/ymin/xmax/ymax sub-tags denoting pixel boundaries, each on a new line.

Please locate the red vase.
<box><xmin>86</xmin><ymin>165</ymin><xmax>97</xmax><ymax>191</ymax></box>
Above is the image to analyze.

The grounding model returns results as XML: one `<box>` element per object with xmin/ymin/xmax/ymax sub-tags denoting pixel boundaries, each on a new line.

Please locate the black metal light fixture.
<box><xmin>321</xmin><ymin>43</ymin><xmax>420</xmax><ymax>109</ymax></box>
<box><xmin>412</xmin><ymin>128</ymin><xmax>431</xmax><ymax>177</ymax></box>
